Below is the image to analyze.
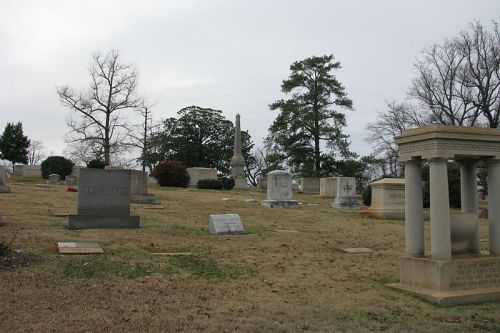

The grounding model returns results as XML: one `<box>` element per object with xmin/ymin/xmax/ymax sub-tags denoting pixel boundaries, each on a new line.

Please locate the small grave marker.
<box><xmin>208</xmin><ymin>214</ymin><xmax>244</xmax><ymax>234</ymax></box>
<box><xmin>57</xmin><ymin>242</ymin><xmax>104</xmax><ymax>254</ymax></box>
<box><xmin>337</xmin><ymin>247</ymin><xmax>375</xmax><ymax>254</ymax></box>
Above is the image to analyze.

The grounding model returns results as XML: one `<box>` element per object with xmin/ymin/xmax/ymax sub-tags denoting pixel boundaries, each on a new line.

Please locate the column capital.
<box><xmin>428</xmin><ymin>157</ymin><xmax>448</xmax><ymax>164</ymax></box>
<box><xmin>486</xmin><ymin>158</ymin><xmax>500</xmax><ymax>166</ymax></box>
<box><xmin>403</xmin><ymin>159</ymin><xmax>421</xmax><ymax>166</ymax></box>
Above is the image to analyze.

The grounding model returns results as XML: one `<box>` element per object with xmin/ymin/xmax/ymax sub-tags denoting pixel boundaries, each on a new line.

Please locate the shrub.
<box><xmin>41</xmin><ymin>156</ymin><xmax>74</xmax><ymax>179</ymax></box>
<box><xmin>153</xmin><ymin>161</ymin><xmax>190</xmax><ymax>187</ymax></box>
<box><xmin>197</xmin><ymin>179</ymin><xmax>223</xmax><ymax>189</ymax></box>
<box><xmin>221</xmin><ymin>177</ymin><xmax>235</xmax><ymax>190</ymax></box>
<box><xmin>87</xmin><ymin>159</ymin><xmax>105</xmax><ymax>169</ymax></box>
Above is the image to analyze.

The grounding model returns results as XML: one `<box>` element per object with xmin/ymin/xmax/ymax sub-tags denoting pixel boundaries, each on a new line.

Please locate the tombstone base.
<box><xmin>331</xmin><ymin>196</ymin><xmax>359</xmax><ymax>209</ymax></box>
<box><xmin>233</xmin><ymin>178</ymin><xmax>248</xmax><ymax>190</ymax></box>
<box><xmin>388</xmin><ymin>255</ymin><xmax>500</xmax><ymax>306</ymax></box>
<box><xmin>261</xmin><ymin>200</ymin><xmax>299</xmax><ymax>209</ymax></box>
<box><xmin>0</xmin><ymin>185</ymin><xmax>11</xmax><ymax>193</ymax></box>
<box><xmin>68</xmin><ymin>214</ymin><xmax>140</xmax><ymax>229</ymax></box>
<box><xmin>130</xmin><ymin>194</ymin><xmax>155</xmax><ymax>204</ymax></box>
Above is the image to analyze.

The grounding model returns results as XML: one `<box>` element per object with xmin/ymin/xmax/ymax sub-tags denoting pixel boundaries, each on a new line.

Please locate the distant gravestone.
<box><xmin>320</xmin><ymin>177</ymin><xmax>337</xmax><ymax>197</ymax></box>
<box><xmin>0</xmin><ymin>166</ymin><xmax>11</xmax><ymax>193</ymax></box>
<box><xmin>130</xmin><ymin>170</ymin><xmax>155</xmax><ymax>204</ymax></box>
<box><xmin>48</xmin><ymin>174</ymin><xmax>60</xmax><ymax>184</ymax></box>
<box><xmin>187</xmin><ymin>167</ymin><xmax>217</xmax><ymax>188</ymax></box>
<box><xmin>331</xmin><ymin>177</ymin><xmax>359</xmax><ymax>209</ymax></box>
<box><xmin>300</xmin><ymin>178</ymin><xmax>320</xmax><ymax>194</ymax></box>
<box><xmin>258</xmin><ymin>176</ymin><xmax>267</xmax><ymax>190</ymax></box>
<box><xmin>261</xmin><ymin>170</ymin><xmax>299</xmax><ymax>208</ymax></box>
<box><xmin>65</xmin><ymin>175</ymin><xmax>77</xmax><ymax>185</ymax></box>
<box><xmin>13</xmin><ymin>164</ymin><xmax>42</xmax><ymax>177</ymax></box>
<box><xmin>208</xmin><ymin>214</ymin><xmax>245</xmax><ymax>234</ymax></box>
<box><xmin>68</xmin><ymin>168</ymin><xmax>140</xmax><ymax>229</ymax></box>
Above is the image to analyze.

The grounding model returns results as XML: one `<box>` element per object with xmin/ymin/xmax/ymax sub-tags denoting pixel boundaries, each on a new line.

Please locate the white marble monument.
<box><xmin>320</xmin><ymin>177</ymin><xmax>337</xmax><ymax>197</ymax></box>
<box><xmin>388</xmin><ymin>125</ymin><xmax>500</xmax><ymax>306</ymax></box>
<box><xmin>261</xmin><ymin>170</ymin><xmax>299</xmax><ymax>208</ymax></box>
<box><xmin>300</xmin><ymin>178</ymin><xmax>320</xmax><ymax>194</ymax></box>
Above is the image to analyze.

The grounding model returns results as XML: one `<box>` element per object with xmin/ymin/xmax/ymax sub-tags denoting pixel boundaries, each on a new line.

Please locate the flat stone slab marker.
<box><xmin>57</xmin><ymin>242</ymin><xmax>104</xmax><ymax>254</ymax></box>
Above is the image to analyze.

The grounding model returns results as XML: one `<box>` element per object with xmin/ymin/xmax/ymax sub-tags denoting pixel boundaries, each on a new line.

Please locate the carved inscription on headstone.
<box><xmin>449</xmin><ymin>261</ymin><xmax>500</xmax><ymax>289</ymax></box>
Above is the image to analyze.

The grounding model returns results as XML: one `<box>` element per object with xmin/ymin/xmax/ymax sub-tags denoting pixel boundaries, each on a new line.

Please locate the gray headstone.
<box><xmin>208</xmin><ymin>214</ymin><xmax>244</xmax><ymax>234</ymax></box>
<box><xmin>65</xmin><ymin>175</ymin><xmax>77</xmax><ymax>185</ymax></box>
<box><xmin>68</xmin><ymin>168</ymin><xmax>140</xmax><ymax>229</ymax></box>
<box><xmin>48</xmin><ymin>174</ymin><xmax>60</xmax><ymax>184</ymax></box>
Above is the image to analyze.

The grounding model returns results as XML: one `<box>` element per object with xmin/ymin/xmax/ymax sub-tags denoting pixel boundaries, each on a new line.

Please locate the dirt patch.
<box><xmin>0</xmin><ymin>177</ymin><xmax>498</xmax><ymax>332</ymax></box>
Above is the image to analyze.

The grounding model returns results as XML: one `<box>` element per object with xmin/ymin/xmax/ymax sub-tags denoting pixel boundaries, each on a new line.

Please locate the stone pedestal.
<box><xmin>360</xmin><ymin>178</ymin><xmax>405</xmax><ymax>219</ymax></box>
<box><xmin>388</xmin><ymin>256</ymin><xmax>500</xmax><ymax>306</ymax></box>
<box><xmin>261</xmin><ymin>170</ymin><xmax>299</xmax><ymax>209</ymax></box>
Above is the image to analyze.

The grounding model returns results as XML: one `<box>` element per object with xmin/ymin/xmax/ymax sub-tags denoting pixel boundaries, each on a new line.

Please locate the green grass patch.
<box><xmin>170</xmin><ymin>223</ymin><xmax>206</xmax><ymax>233</ymax></box>
<box><xmin>165</xmin><ymin>254</ymin><xmax>254</xmax><ymax>281</ymax></box>
<box><xmin>61</xmin><ymin>253</ymin><xmax>254</xmax><ymax>281</ymax></box>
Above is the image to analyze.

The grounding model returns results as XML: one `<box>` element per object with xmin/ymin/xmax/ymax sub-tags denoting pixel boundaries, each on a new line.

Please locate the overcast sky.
<box><xmin>1</xmin><ymin>0</ymin><xmax>499</xmax><ymax>163</ymax></box>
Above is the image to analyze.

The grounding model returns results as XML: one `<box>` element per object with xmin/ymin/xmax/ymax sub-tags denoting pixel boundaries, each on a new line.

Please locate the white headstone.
<box><xmin>331</xmin><ymin>177</ymin><xmax>359</xmax><ymax>209</ymax></box>
<box><xmin>261</xmin><ymin>170</ymin><xmax>299</xmax><ymax>208</ymax></box>
<box><xmin>208</xmin><ymin>214</ymin><xmax>245</xmax><ymax>234</ymax></box>
<box><xmin>48</xmin><ymin>174</ymin><xmax>61</xmax><ymax>184</ymax></box>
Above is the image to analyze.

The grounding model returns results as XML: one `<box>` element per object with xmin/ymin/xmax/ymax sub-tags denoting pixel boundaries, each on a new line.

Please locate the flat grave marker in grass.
<box><xmin>57</xmin><ymin>242</ymin><xmax>104</xmax><ymax>254</ymax></box>
<box><xmin>209</xmin><ymin>214</ymin><xmax>245</xmax><ymax>234</ymax></box>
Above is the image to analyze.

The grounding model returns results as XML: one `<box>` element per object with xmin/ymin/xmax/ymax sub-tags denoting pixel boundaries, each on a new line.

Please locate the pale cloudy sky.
<box><xmin>1</xmin><ymin>0</ymin><xmax>499</xmax><ymax>161</ymax></box>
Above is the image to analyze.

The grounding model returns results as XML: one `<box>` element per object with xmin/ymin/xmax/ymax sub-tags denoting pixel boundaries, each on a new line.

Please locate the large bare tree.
<box><xmin>26</xmin><ymin>140</ymin><xmax>47</xmax><ymax>165</ymax></box>
<box><xmin>409</xmin><ymin>20</ymin><xmax>499</xmax><ymax>128</ymax></box>
<box><xmin>458</xmin><ymin>21</ymin><xmax>500</xmax><ymax>128</ymax></box>
<box><xmin>58</xmin><ymin>50</ymin><xmax>140</xmax><ymax>165</ymax></box>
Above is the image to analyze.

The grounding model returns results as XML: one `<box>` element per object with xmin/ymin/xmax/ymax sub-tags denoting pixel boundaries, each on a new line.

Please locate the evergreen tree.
<box><xmin>0</xmin><ymin>122</ymin><xmax>30</xmax><ymax>169</ymax></box>
<box><xmin>267</xmin><ymin>55</ymin><xmax>354</xmax><ymax>177</ymax></box>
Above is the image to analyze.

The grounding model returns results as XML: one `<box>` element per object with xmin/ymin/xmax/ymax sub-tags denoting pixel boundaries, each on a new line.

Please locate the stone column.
<box><xmin>459</xmin><ymin>160</ymin><xmax>480</xmax><ymax>254</ymax></box>
<box><xmin>404</xmin><ymin>159</ymin><xmax>424</xmax><ymax>257</ymax></box>
<box><xmin>459</xmin><ymin>160</ymin><xmax>478</xmax><ymax>214</ymax></box>
<box><xmin>487</xmin><ymin>159</ymin><xmax>500</xmax><ymax>255</ymax></box>
<box><xmin>429</xmin><ymin>158</ymin><xmax>451</xmax><ymax>261</ymax></box>
<box><xmin>230</xmin><ymin>114</ymin><xmax>247</xmax><ymax>189</ymax></box>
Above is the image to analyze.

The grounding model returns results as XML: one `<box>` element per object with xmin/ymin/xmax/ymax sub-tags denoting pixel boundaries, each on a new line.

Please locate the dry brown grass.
<box><xmin>0</xmin><ymin>176</ymin><xmax>499</xmax><ymax>332</ymax></box>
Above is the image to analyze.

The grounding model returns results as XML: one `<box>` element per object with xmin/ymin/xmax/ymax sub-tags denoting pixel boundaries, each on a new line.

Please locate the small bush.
<box><xmin>197</xmin><ymin>179</ymin><xmax>223</xmax><ymax>189</ymax></box>
<box><xmin>87</xmin><ymin>159</ymin><xmax>105</xmax><ymax>169</ymax></box>
<box><xmin>221</xmin><ymin>177</ymin><xmax>235</xmax><ymax>190</ymax></box>
<box><xmin>153</xmin><ymin>160</ymin><xmax>190</xmax><ymax>187</ymax></box>
<box><xmin>41</xmin><ymin>156</ymin><xmax>74</xmax><ymax>179</ymax></box>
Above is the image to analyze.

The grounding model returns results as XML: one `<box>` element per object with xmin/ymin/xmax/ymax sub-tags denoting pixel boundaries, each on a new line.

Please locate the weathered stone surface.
<box><xmin>13</xmin><ymin>165</ymin><xmax>42</xmax><ymax>177</ymax></box>
<box><xmin>68</xmin><ymin>168</ymin><xmax>140</xmax><ymax>229</ymax></box>
<box><xmin>130</xmin><ymin>170</ymin><xmax>148</xmax><ymax>195</ymax></box>
<box><xmin>48</xmin><ymin>174</ymin><xmax>60</xmax><ymax>184</ymax></box>
<box><xmin>187</xmin><ymin>167</ymin><xmax>217</xmax><ymax>188</ymax></box>
<box><xmin>0</xmin><ymin>167</ymin><xmax>10</xmax><ymax>193</ymax></box>
<box><xmin>261</xmin><ymin>170</ymin><xmax>299</xmax><ymax>209</ymax></box>
<box><xmin>231</xmin><ymin>114</ymin><xmax>247</xmax><ymax>189</ymax></box>
<box><xmin>208</xmin><ymin>214</ymin><xmax>244</xmax><ymax>234</ymax></box>
<box><xmin>388</xmin><ymin>256</ymin><xmax>500</xmax><ymax>306</ymax></box>
<box><xmin>320</xmin><ymin>177</ymin><xmax>337</xmax><ymax>197</ymax></box>
<box><xmin>360</xmin><ymin>178</ymin><xmax>405</xmax><ymax>219</ymax></box>
<box><xmin>331</xmin><ymin>177</ymin><xmax>359</xmax><ymax>209</ymax></box>
<box><xmin>300</xmin><ymin>178</ymin><xmax>320</xmax><ymax>194</ymax></box>
<box><xmin>57</xmin><ymin>242</ymin><xmax>104</xmax><ymax>254</ymax></box>
<box><xmin>258</xmin><ymin>176</ymin><xmax>267</xmax><ymax>190</ymax></box>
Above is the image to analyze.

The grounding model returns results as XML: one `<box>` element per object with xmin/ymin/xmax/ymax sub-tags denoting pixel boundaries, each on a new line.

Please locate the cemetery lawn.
<box><xmin>0</xmin><ymin>177</ymin><xmax>499</xmax><ymax>333</ymax></box>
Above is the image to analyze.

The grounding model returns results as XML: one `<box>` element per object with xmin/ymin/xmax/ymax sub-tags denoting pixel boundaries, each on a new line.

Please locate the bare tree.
<box><xmin>26</xmin><ymin>140</ymin><xmax>47</xmax><ymax>165</ymax></box>
<box><xmin>57</xmin><ymin>50</ymin><xmax>141</xmax><ymax>166</ymax></box>
<box><xmin>409</xmin><ymin>39</ymin><xmax>480</xmax><ymax>126</ymax></box>
<box><xmin>128</xmin><ymin>98</ymin><xmax>160</xmax><ymax>172</ymax></box>
<box><xmin>458</xmin><ymin>20</ymin><xmax>500</xmax><ymax>128</ymax></box>
<box><xmin>365</xmin><ymin>101</ymin><xmax>427</xmax><ymax>177</ymax></box>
